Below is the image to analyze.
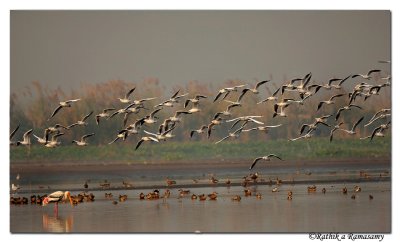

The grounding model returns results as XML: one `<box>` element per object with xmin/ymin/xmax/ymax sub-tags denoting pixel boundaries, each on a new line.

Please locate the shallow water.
<box><xmin>10</xmin><ymin>181</ymin><xmax>390</xmax><ymax>233</ymax></box>
<box><xmin>10</xmin><ymin>159</ymin><xmax>390</xmax><ymax>192</ymax></box>
<box><xmin>10</xmin><ymin>160</ymin><xmax>391</xmax><ymax>233</ymax></box>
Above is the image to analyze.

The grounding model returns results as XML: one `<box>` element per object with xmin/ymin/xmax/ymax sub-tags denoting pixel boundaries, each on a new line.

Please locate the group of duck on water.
<box><xmin>10</xmin><ymin>62</ymin><xmax>391</xmax><ymax>209</ymax></box>
<box><xmin>10</xmin><ymin>172</ymin><xmax>375</xmax><ymax>209</ymax></box>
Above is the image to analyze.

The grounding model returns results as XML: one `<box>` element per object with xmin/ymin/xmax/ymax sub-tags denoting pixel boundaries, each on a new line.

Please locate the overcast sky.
<box><xmin>10</xmin><ymin>10</ymin><xmax>390</xmax><ymax>94</ymax></box>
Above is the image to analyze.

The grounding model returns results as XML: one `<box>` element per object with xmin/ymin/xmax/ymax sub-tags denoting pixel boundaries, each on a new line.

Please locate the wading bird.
<box><xmin>42</xmin><ymin>191</ymin><xmax>74</xmax><ymax>215</ymax></box>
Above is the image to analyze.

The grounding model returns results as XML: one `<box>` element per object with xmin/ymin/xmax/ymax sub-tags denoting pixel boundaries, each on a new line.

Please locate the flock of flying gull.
<box><xmin>10</xmin><ymin>64</ymin><xmax>391</xmax><ymax>172</ymax></box>
<box><xmin>10</xmin><ymin>62</ymin><xmax>392</xmax><ymax>210</ymax></box>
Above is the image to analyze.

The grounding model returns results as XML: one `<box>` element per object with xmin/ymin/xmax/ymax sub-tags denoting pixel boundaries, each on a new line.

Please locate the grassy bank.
<box><xmin>10</xmin><ymin>136</ymin><xmax>391</xmax><ymax>165</ymax></box>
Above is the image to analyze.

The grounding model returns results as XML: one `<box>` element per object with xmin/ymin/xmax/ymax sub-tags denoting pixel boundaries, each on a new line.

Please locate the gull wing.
<box><xmin>125</xmin><ymin>87</ymin><xmax>136</xmax><ymax>98</ymax></box>
<box><xmin>267</xmin><ymin>154</ymin><xmax>283</xmax><ymax>160</ymax></box>
<box><xmin>255</xmin><ymin>80</ymin><xmax>269</xmax><ymax>90</ymax></box>
<box><xmin>10</xmin><ymin>124</ymin><xmax>20</xmax><ymax>139</ymax></box>
<box><xmin>249</xmin><ymin>157</ymin><xmax>263</xmax><ymax>170</ymax></box>
<box><xmin>49</xmin><ymin>105</ymin><xmax>63</xmax><ymax>120</ymax></box>
<box><xmin>351</xmin><ymin>116</ymin><xmax>364</xmax><ymax>131</ymax></box>
<box><xmin>82</xmin><ymin>111</ymin><xmax>93</xmax><ymax>121</ymax></box>
<box><xmin>82</xmin><ymin>133</ymin><xmax>95</xmax><ymax>141</ymax></box>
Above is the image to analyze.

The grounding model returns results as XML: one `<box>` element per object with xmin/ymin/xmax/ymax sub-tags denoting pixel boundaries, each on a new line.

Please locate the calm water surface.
<box><xmin>10</xmin><ymin>181</ymin><xmax>390</xmax><ymax>233</ymax></box>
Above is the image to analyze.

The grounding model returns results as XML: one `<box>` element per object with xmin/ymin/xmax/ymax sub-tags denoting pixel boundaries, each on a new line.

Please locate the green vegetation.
<box><xmin>10</xmin><ymin>136</ymin><xmax>390</xmax><ymax>164</ymax></box>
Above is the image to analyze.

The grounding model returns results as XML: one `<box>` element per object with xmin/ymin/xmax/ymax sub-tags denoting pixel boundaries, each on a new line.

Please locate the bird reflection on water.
<box><xmin>42</xmin><ymin>213</ymin><xmax>73</xmax><ymax>233</ymax></box>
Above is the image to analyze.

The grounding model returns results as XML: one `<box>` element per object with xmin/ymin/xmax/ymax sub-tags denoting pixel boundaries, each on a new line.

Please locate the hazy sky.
<box><xmin>10</xmin><ymin>10</ymin><xmax>390</xmax><ymax>94</ymax></box>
